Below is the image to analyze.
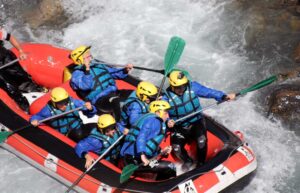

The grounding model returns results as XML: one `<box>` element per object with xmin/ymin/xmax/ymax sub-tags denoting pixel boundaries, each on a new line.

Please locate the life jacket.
<box><xmin>0</xmin><ymin>41</ymin><xmax>9</xmax><ymax>64</ymax></box>
<box><xmin>165</xmin><ymin>83</ymin><xmax>202</xmax><ymax>127</ymax></box>
<box><xmin>47</xmin><ymin>100</ymin><xmax>83</xmax><ymax>135</ymax></box>
<box><xmin>120</xmin><ymin>91</ymin><xmax>148</xmax><ymax>128</ymax></box>
<box><xmin>89</xmin><ymin>128</ymin><xmax>122</xmax><ymax>161</ymax></box>
<box><xmin>125</xmin><ymin>113</ymin><xmax>166</xmax><ymax>156</ymax></box>
<box><xmin>74</xmin><ymin>61</ymin><xmax>116</xmax><ymax>101</ymax></box>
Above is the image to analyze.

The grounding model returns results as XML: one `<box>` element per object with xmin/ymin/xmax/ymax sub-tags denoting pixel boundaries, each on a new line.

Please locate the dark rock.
<box><xmin>267</xmin><ymin>82</ymin><xmax>300</xmax><ymax>128</ymax></box>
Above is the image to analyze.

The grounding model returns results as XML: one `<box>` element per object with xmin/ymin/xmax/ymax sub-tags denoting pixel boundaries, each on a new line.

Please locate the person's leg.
<box><xmin>67</xmin><ymin>123</ymin><xmax>96</xmax><ymax>142</ymax></box>
<box><xmin>192</xmin><ymin>119</ymin><xmax>208</xmax><ymax>166</ymax></box>
<box><xmin>0</xmin><ymin>75</ymin><xmax>29</xmax><ymax>112</ymax></box>
<box><xmin>2</xmin><ymin>50</ymin><xmax>44</xmax><ymax>93</ymax></box>
<box><xmin>171</xmin><ymin>129</ymin><xmax>193</xmax><ymax>171</ymax></box>
<box><xmin>152</xmin><ymin>160</ymin><xmax>176</xmax><ymax>180</ymax></box>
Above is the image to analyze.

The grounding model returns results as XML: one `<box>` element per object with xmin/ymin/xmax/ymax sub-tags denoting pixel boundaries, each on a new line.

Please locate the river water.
<box><xmin>0</xmin><ymin>0</ymin><xmax>299</xmax><ymax>192</ymax></box>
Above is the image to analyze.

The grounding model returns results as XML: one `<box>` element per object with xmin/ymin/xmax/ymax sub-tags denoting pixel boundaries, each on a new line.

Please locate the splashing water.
<box><xmin>0</xmin><ymin>0</ymin><xmax>299</xmax><ymax>192</ymax></box>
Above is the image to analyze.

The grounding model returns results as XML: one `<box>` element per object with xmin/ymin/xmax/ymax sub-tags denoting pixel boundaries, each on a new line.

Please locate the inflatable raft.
<box><xmin>0</xmin><ymin>43</ymin><xmax>257</xmax><ymax>193</ymax></box>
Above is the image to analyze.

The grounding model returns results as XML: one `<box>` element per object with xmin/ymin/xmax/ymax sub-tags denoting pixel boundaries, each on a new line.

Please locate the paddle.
<box><xmin>174</xmin><ymin>74</ymin><xmax>280</xmax><ymax>123</ymax></box>
<box><xmin>119</xmin><ymin>146</ymin><xmax>171</xmax><ymax>184</ymax></box>
<box><xmin>156</xmin><ymin>37</ymin><xmax>186</xmax><ymax>98</ymax></box>
<box><xmin>0</xmin><ymin>106</ymin><xmax>83</xmax><ymax>143</ymax></box>
<box><xmin>0</xmin><ymin>58</ymin><xmax>19</xmax><ymax>70</ymax></box>
<box><xmin>65</xmin><ymin>134</ymin><xmax>125</xmax><ymax>193</ymax></box>
<box><xmin>102</xmin><ymin>63</ymin><xmax>165</xmax><ymax>74</ymax></box>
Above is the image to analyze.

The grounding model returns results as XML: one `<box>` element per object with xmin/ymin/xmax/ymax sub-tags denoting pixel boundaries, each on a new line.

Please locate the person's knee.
<box><xmin>68</xmin><ymin>128</ymin><xmax>87</xmax><ymax>142</ymax></box>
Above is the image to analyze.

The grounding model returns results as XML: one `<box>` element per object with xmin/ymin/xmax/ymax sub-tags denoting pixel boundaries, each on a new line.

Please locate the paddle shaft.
<box><xmin>65</xmin><ymin>134</ymin><xmax>125</xmax><ymax>193</ymax></box>
<box><xmin>11</xmin><ymin>106</ymin><xmax>83</xmax><ymax>135</ymax></box>
<box><xmin>120</xmin><ymin>147</ymin><xmax>170</xmax><ymax>183</ymax></box>
<box><xmin>0</xmin><ymin>58</ymin><xmax>19</xmax><ymax>70</ymax></box>
<box><xmin>103</xmin><ymin>63</ymin><xmax>165</xmax><ymax>74</ymax></box>
<box><xmin>174</xmin><ymin>93</ymin><xmax>242</xmax><ymax>123</ymax></box>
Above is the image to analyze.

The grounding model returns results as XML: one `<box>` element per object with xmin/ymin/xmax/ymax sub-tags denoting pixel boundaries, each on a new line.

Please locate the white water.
<box><xmin>1</xmin><ymin>0</ymin><xmax>299</xmax><ymax>192</ymax></box>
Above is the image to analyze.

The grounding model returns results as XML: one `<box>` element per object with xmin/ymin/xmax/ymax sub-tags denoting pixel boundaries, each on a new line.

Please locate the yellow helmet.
<box><xmin>169</xmin><ymin>70</ymin><xmax>188</xmax><ymax>87</ymax></box>
<box><xmin>136</xmin><ymin>81</ymin><xmax>158</xmax><ymax>102</ymax></box>
<box><xmin>70</xmin><ymin>45</ymin><xmax>91</xmax><ymax>65</ymax></box>
<box><xmin>97</xmin><ymin>114</ymin><xmax>116</xmax><ymax>131</ymax></box>
<box><xmin>50</xmin><ymin>87</ymin><xmax>69</xmax><ymax>102</ymax></box>
<box><xmin>149</xmin><ymin>100</ymin><xmax>171</xmax><ymax>113</ymax></box>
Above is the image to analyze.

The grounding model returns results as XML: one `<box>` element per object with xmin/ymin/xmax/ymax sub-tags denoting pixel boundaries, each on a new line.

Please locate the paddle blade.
<box><xmin>164</xmin><ymin>36</ymin><xmax>186</xmax><ymax>75</ymax></box>
<box><xmin>120</xmin><ymin>164</ymin><xmax>139</xmax><ymax>184</ymax></box>
<box><xmin>0</xmin><ymin>131</ymin><xmax>13</xmax><ymax>143</ymax></box>
<box><xmin>239</xmin><ymin>75</ymin><xmax>278</xmax><ymax>95</ymax></box>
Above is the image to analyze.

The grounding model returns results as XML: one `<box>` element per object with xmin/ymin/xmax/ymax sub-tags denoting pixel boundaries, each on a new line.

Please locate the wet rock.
<box><xmin>23</xmin><ymin>0</ymin><xmax>68</xmax><ymax>29</ymax></box>
<box><xmin>293</xmin><ymin>43</ymin><xmax>300</xmax><ymax>62</ymax></box>
<box><xmin>267</xmin><ymin>83</ymin><xmax>300</xmax><ymax>127</ymax></box>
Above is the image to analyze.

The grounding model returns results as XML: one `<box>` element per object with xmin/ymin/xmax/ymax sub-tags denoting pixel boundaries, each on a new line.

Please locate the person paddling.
<box><xmin>75</xmin><ymin>114</ymin><xmax>124</xmax><ymax>168</ymax></box>
<box><xmin>162</xmin><ymin>70</ymin><xmax>235</xmax><ymax>171</ymax></box>
<box><xmin>118</xmin><ymin>81</ymin><xmax>158</xmax><ymax>134</ymax></box>
<box><xmin>69</xmin><ymin>46</ymin><xmax>133</xmax><ymax>121</ymax></box>
<box><xmin>30</xmin><ymin>87</ymin><xmax>97</xmax><ymax>142</ymax></box>
<box><xmin>121</xmin><ymin>100</ymin><xmax>176</xmax><ymax>180</ymax></box>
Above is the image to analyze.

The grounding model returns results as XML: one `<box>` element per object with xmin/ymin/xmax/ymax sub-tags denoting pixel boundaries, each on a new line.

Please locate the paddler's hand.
<box><xmin>84</xmin><ymin>153</ymin><xmax>95</xmax><ymax>169</ymax></box>
<box><xmin>31</xmin><ymin>120</ymin><xmax>39</xmax><ymax>127</ymax></box>
<box><xmin>84</xmin><ymin>102</ymin><xmax>93</xmax><ymax>110</ymax></box>
<box><xmin>162</xmin><ymin>146</ymin><xmax>172</xmax><ymax>155</ymax></box>
<box><xmin>19</xmin><ymin>50</ymin><xmax>27</xmax><ymax>60</ymax></box>
<box><xmin>224</xmin><ymin>93</ymin><xmax>236</xmax><ymax>101</ymax></box>
<box><xmin>141</xmin><ymin>153</ymin><xmax>150</xmax><ymax>166</ymax></box>
<box><xmin>123</xmin><ymin>128</ymin><xmax>129</xmax><ymax>135</ymax></box>
<box><xmin>125</xmin><ymin>63</ymin><xmax>133</xmax><ymax>73</ymax></box>
<box><xmin>167</xmin><ymin>119</ymin><xmax>175</xmax><ymax>128</ymax></box>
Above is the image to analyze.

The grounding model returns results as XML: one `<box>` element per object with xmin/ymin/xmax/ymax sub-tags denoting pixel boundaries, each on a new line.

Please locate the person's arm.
<box><xmin>105</xmin><ymin>64</ymin><xmax>133</xmax><ymax>79</ymax></box>
<box><xmin>192</xmin><ymin>81</ymin><xmax>225</xmax><ymax>102</ymax></box>
<box><xmin>9</xmin><ymin>35</ymin><xmax>27</xmax><ymax>60</ymax></box>
<box><xmin>75</xmin><ymin>137</ymin><xmax>103</xmax><ymax>169</ymax></box>
<box><xmin>70</xmin><ymin>70</ymin><xmax>94</xmax><ymax>91</ymax></box>
<box><xmin>29</xmin><ymin>106</ymin><xmax>52</xmax><ymax>126</ymax></box>
<box><xmin>75</xmin><ymin>137</ymin><xmax>102</xmax><ymax>158</ymax></box>
<box><xmin>72</xmin><ymin>98</ymin><xmax>97</xmax><ymax>117</ymax></box>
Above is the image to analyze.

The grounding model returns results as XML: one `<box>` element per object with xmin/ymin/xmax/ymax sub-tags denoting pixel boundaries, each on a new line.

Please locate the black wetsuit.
<box><xmin>0</xmin><ymin>39</ymin><xmax>43</xmax><ymax>112</ymax></box>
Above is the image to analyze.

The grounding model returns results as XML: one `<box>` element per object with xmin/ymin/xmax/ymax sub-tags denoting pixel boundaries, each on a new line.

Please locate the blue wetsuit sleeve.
<box><xmin>106</xmin><ymin>65</ymin><xmax>128</xmax><ymax>79</ymax></box>
<box><xmin>75</xmin><ymin>137</ymin><xmax>103</xmax><ymax>158</ymax></box>
<box><xmin>136</xmin><ymin>118</ymin><xmax>160</xmax><ymax>154</ymax></box>
<box><xmin>191</xmin><ymin>81</ymin><xmax>225</xmax><ymax>102</ymax></box>
<box><xmin>29</xmin><ymin>106</ymin><xmax>52</xmax><ymax>122</ymax></box>
<box><xmin>70</xmin><ymin>70</ymin><xmax>94</xmax><ymax>91</ymax></box>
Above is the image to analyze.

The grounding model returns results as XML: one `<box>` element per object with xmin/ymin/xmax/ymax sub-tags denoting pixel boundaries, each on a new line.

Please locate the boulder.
<box><xmin>23</xmin><ymin>0</ymin><xmax>68</xmax><ymax>29</ymax></box>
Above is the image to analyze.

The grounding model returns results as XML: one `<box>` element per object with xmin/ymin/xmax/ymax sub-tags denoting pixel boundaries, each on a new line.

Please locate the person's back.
<box><xmin>119</xmin><ymin>81</ymin><xmax>157</xmax><ymax>131</ymax></box>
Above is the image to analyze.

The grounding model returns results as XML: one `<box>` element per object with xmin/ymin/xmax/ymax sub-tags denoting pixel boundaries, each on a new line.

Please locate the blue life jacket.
<box><xmin>120</xmin><ymin>91</ymin><xmax>148</xmax><ymax>128</ymax></box>
<box><xmin>165</xmin><ymin>83</ymin><xmax>202</xmax><ymax>127</ymax></box>
<box><xmin>74</xmin><ymin>62</ymin><xmax>116</xmax><ymax>101</ymax></box>
<box><xmin>125</xmin><ymin>113</ymin><xmax>166</xmax><ymax>156</ymax></box>
<box><xmin>47</xmin><ymin>100</ymin><xmax>82</xmax><ymax>135</ymax></box>
<box><xmin>89</xmin><ymin>128</ymin><xmax>122</xmax><ymax>161</ymax></box>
